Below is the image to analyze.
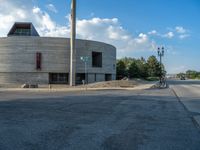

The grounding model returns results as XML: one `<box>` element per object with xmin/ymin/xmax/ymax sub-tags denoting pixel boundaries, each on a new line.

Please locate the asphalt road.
<box><xmin>0</xmin><ymin>88</ymin><xmax>200</xmax><ymax>150</ymax></box>
<box><xmin>169</xmin><ymin>79</ymin><xmax>200</xmax><ymax>128</ymax></box>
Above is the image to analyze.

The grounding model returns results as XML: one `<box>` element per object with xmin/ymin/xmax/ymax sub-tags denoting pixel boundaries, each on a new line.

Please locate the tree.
<box><xmin>128</xmin><ymin>61</ymin><xmax>140</xmax><ymax>78</ymax></box>
<box><xmin>186</xmin><ymin>70</ymin><xmax>197</xmax><ymax>79</ymax></box>
<box><xmin>121</xmin><ymin>57</ymin><xmax>136</xmax><ymax>69</ymax></box>
<box><xmin>116</xmin><ymin>60</ymin><xmax>127</xmax><ymax>79</ymax></box>
<box><xmin>146</xmin><ymin>56</ymin><xmax>160</xmax><ymax>77</ymax></box>
<box><xmin>116</xmin><ymin>55</ymin><xmax>166</xmax><ymax>80</ymax></box>
<box><xmin>136</xmin><ymin>58</ymin><xmax>148</xmax><ymax>78</ymax></box>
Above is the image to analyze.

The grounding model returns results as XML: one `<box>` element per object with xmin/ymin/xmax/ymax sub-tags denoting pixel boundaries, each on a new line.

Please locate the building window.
<box><xmin>13</xmin><ymin>28</ymin><xmax>31</xmax><ymax>36</ymax></box>
<box><xmin>105</xmin><ymin>74</ymin><xmax>112</xmax><ymax>81</ymax></box>
<box><xmin>76</xmin><ymin>73</ymin><xmax>86</xmax><ymax>85</ymax></box>
<box><xmin>94</xmin><ymin>73</ymin><xmax>97</xmax><ymax>81</ymax></box>
<box><xmin>36</xmin><ymin>52</ymin><xmax>42</xmax><ymax>70</ymax></box>
<box><xmin>92</xmin><ymin>52</ymin><xmax>102</xmax><ymax>68</ymax></box>
<box><xmin>49</xmin><ymin>73</ymin><xmax>68</xmax><ymax>84</ymax></box>
<box><xmin>113</xmin><ymin>64</ymin><xmax>116</xmax><ymax>70</ymax></box>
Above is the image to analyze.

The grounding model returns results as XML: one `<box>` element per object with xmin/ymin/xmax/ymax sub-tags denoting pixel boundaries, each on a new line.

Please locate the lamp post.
<box><xmin>80</xmin><ymin>56</ymin><xmax>89</xmax><ymax>85</ymax></box>
<box><xmin>157</xmin><ymin>46</ymin><xmax>164</xmax><ymax>84</ymax></box>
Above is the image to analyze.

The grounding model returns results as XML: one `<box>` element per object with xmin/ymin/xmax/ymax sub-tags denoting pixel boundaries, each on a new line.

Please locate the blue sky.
<box><xmin>1</xmin><ymin>0</ymin><xmax>200</xmax><ymax>73</ymax></box>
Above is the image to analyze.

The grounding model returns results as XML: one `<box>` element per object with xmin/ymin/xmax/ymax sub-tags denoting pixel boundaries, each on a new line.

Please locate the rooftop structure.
<box><xmin>7</xmin><ymin>22</ymin><xmax>39</xmax><ymax>37</ymax></box>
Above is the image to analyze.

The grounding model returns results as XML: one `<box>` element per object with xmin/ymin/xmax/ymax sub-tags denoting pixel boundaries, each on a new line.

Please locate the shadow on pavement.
<box><xmin>0</xmin><ymin>90</ymin><xmax>200</xmax><ymax>150</ymax></box>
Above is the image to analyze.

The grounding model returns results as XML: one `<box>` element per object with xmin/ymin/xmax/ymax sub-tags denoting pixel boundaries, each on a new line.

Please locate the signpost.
<box><xmin>80</xmin><ymin>56</ymin><xmax>89</xmax><ymax>90</ymax></box>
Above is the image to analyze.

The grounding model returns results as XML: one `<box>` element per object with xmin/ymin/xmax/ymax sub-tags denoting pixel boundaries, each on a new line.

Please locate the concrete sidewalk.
<box><xmin>0</xmin><ymin>83</ymin><xmax>155</xmax><ymax>92</ymax></box>
<box><xmin>170</xmin><ymin>84</ymin><xmax>200</xmax><ymax>128</ymax></box>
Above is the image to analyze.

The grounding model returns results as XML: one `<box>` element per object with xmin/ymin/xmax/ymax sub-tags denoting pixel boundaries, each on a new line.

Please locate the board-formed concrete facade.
<box><xmin>0</xmin><ymin>24</ymin><xmax>116</xmax><ymax>85</ymax></box>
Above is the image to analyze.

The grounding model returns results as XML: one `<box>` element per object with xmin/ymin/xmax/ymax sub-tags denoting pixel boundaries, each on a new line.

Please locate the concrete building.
<box><xmin>0</xmin><ymin>22</ymin><xmax>116</xmax><ymax>85</ymax></box>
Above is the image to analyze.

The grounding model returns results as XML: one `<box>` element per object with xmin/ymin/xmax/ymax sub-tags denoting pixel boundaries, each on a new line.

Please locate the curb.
<box><xmin>171</xmin><ymin>87</ymin><xmax>200</xmax><ymax>128</ymax></box>
<box><xmin>0</xmin><ymin>84</ymin><xmax>155</xmax><ymax>92</ymax></box>
<box><xmin>150</xmin><ymin>81</ymin><xmax>168</xmax><ymax>89</ymax></box>
<box><xmin>193</xmin><ymin>116</ymin><xmax>200</xmax><ymax>129</ymax></box>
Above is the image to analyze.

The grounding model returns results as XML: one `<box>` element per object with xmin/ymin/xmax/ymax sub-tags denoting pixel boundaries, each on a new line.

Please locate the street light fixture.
<box><xmin>157</xmin><ymin>46</ymin><xmax>165</xmax><ymax>84</ymax></box>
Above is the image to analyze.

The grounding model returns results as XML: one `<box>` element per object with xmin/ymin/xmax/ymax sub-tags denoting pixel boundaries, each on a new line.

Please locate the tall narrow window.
<box><xmin>92</xmin><ymin>52</ymin><xmax>102</xmax><ymax>67</ymax></box>
<box><xmin>36</xmin><ymin>52</ymin><xmax>42</xmax><ymax>70</ymax></box>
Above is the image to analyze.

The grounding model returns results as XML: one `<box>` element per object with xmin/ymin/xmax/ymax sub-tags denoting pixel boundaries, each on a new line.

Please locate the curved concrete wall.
<box><xmin>0</xmin><ymin>36</ymin><xmax>116</xmax><ymax>84</ymax></box>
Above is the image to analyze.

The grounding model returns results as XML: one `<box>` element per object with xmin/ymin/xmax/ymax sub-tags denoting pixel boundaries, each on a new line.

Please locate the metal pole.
<box><xmin>158</xmin><ymin>47</ymin><xmax>164</xmax><ymax>84</ymax></box>
<box><xmin>84</xmin><ymin>61</ymin><xmax>86</xmax><ymax>82</ymax></box>
<box><xmin>85</xmin><ymin>61</ymin><xmax>87</xmax><ymax>90</ymax></box>
<box><xmin>160</xmin><ymin>54</ymin><xmax>162</xmax><ymax>84</ymax></box>
<box><xmin>70</xmin><ymin>0</ymin><xmax>76</xmax><ymax>86</ymax></box>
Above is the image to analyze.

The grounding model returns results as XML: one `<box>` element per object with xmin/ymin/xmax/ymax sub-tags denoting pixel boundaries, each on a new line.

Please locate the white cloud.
<box><xmin>175</xmin><ymin>26</ymin><xmax>186</xmax><ymax>34</ymax></box>
<box><xmin>0</xmin><ymin>0</ymin><xmax>156</xmax><ymax>58</ymax></box>
<box><xmin>32</xmin><ymin>6</ymin><xmax>57</xmax><ymax>31</ymax></box>
<box><xmin>164</xmin><ymin>32</ymin><xmax>174</xmax><ymax>39</ymax></box>
<box><xmin>46</xmin><ymin>4</ymin><xmax>58</xmax><ymax>13</ymax></box>
<box><xmin>0</xmin><ymin>0</ymin><xmax>30</xmax><ymax>36</ymax></box>
<box><xmin>175</xmin><ymin>26</ymin><xmax>190</xmax><ymax>39</ymax></box>
<box><xmin>32</xmin><ymin>7</ymin><xmax>40</xmax><ymax>14</ymax></box>
<box><xmin>76</xmin><ymin>18</ymin><xmax>156</xmax><ymax>56</ymax></box>
<box><xmin>135</xmin><ymin>33</ymin><xmax>148</xmax><ymax>43</ymax></box>
<box><xmin>148</xmin><ymin>26</ymin><xmax>190</xmax><ymax>40</ymax></box>
<box><xmin>0</xmin><ymin>1</ymin><xmax>70</xmax><ymax>37</ymax></box>
<box><xmin>179</xmin><ymin>34</ymin><xmax>190</xmax><ymax>39</ymax></box>
<box><xmin>148</xmin><ymin>30</ymin><xmax>157</xmax><ymax>35</ymax></box>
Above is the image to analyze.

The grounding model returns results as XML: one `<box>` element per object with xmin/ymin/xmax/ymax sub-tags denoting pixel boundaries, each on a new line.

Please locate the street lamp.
<box><xmin>80</xmin><ymin>56</ymin><xmax>89</xmax><ymax>84</ymax></box>
<box><xmin>157</xmin><ymin>46</ymin><xmax>164</xmax><ymax>84</ymax></box>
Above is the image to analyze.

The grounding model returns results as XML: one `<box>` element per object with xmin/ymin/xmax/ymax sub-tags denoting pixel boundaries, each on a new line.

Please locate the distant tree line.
<box><xmin>116</xmin><ymin>55</ymin><xmax>166</xmax><ymax>80</ymax></box>
<box><xmin>177</xmin><ymin>70</ymin><xmax>200</xmax><ymax>79</ymax></box>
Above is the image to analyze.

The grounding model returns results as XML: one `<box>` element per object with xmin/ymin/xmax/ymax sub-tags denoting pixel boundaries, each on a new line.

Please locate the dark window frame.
<box><xmin>105</xmin><ymin>74</ymin><xmax>112</xmax><ymax>81</ymax></box>
<box><xmin>92</xmin><ymin>51</ymin><xmax>102</xmax><ymax>68</ymax></box>
<box><xmin>76</xmin><ymin>73</ymin><xmax>86</xmax><ymax>85</ymax></box>
<box><xmin>36</xmin><ymin>52</ymin><xmax>42</xmax><ymax>70</ymax></box>
<box><xmin>49</xmin><ymin>73</ymin><xmax>69</xmax><ymax>84</ymax></box>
